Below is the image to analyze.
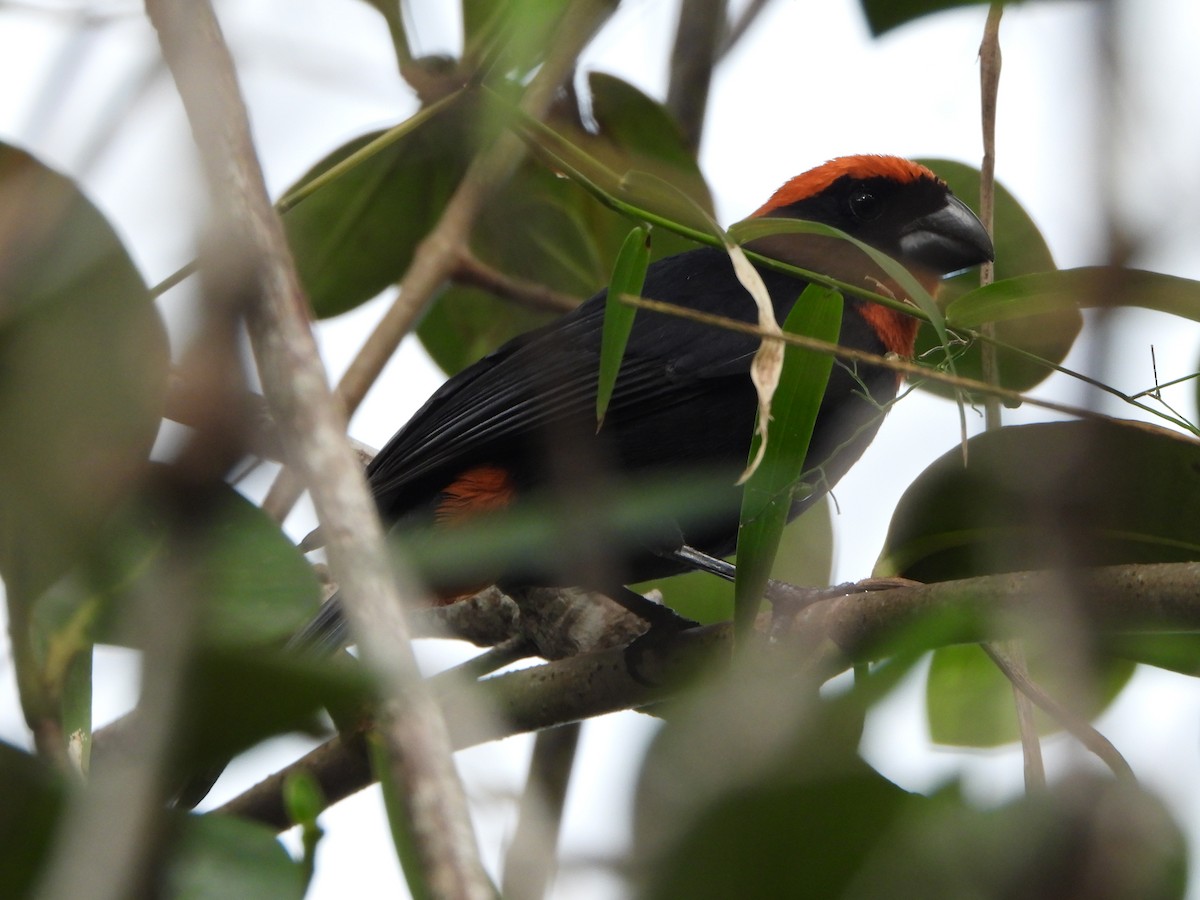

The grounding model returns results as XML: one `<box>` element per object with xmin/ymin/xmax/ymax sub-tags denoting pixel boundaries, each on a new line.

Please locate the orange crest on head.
<box><xmin>753</xmin><ymin>156</ymin><xmax>940</xmax><ymax>217</ymax></box>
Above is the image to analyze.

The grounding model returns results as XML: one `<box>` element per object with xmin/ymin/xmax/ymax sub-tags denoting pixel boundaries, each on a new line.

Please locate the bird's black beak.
<box><xmin>898</xmin><ymin>193</ymin><xmax>995</xmax><ymax>276</ymax></box>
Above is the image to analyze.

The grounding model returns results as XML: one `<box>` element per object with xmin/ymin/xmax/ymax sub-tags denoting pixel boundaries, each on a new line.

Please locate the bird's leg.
<box><xmin>605</xmin><ymin>585</ymin><xmax>699</xmax><ymax>632</ymax></box>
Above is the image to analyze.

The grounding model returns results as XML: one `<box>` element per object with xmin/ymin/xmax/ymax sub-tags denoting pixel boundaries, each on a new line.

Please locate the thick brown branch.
<box><xmin>143</xmin><ymin>0</ymin><xmax>491</xmax><ymax>894</ymax></box>
<box><xmin>216</xmin><ymin>562</ymin><xmax>1200</xmax><ymax>831</ymax></box>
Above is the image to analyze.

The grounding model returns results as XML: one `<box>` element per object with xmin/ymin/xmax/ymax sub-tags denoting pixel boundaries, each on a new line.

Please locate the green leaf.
<box><xmin>597</xmin><ymin>225</ymin><xmax>651</xmax><ymax>427</ymax></box>
<box><xmin>861</xmin><ymin>0</ymin><xmax>1005</xmax><ymax>36</ymax></box>
<box><xmin>179</xmin><ymin>646</ymin><xmax>368</xmax><ymax>775</ymax></box>
<box><xmin>925</xmin><ymin>643</ymin><xmax>1135</xmax><ymax>747</ymax></box>
<box><xmin>912</xmin><ymin>157</ymin><xmax>1075</xmax><ymax>396</ymax></box>
<box><xmin>34</xmin><ymin>481</ymin><xmax>321</xmax><ymax>654</ymax></box>
<box><xmin>644</xmin><ymin>771</ymin><xmax>913</xmax><ymax>900</ymax></box>
<box><xmin>633</xmin><ymin>497</ymin><xmax>834</xmax><ymax>625</ymax></box>
<box><xmin>0</xmin><ymin>144</ymin><xmax>168</xmax><ymax>602</ymax></box>
<box><xmin>165</xmin><ymin>813</ymin><xmax>306</xmax><ymax>900</ymax></box>
<box><xmin>417</xmin><ymin>161</ymin><xmax>596</xmax><ymax>374</ymax></box>
<box><xmin>734</xmin><ymin>287</ymin><xmax>842</xmax><ymax>635</ymax></box>
<box><xmin>876</xmin><ymin>420</ymin><xmax>1200</xmax><ymax>582</ymax></box>
<box><xmin>282</xmin><ymin>95</ymin><xmax>483</xmax><ymax>319</ymax></box>
<box><xmin>852</xmin><ymin>776</ymin><xmax>1185</xmax><ymax>899</ymax></box>
<box><xmin>420</xmin><ymin>73</ymin><xmax>716</xmax><ymax>374</ymax></box>
<box><xmin>0</xmin><ymin>742</ymin><xmax>64</xmax><ymax>897</ymax></box>
<box><xmin>1104</xmin><ymin>633</ymin><xmax>1200</xmax><ymax>677</ymax></box>
<box><xmin>462</xmin><ymin>0</ymin><xmax>572</xmax><ymax>76</ymax></box>
<box><xmin>635</xmin><ymin>649</ymin><xmax>923</xmax><ymax>899</ymax></box>
<box><xmin>948</xmin><ymin>266</ymin><xmax>1200</xmax><ymax>328</ymax></box>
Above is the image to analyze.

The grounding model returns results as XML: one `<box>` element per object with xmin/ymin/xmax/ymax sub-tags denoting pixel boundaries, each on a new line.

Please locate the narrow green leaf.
<box><xmin>733</xmin><ymin>287</ymin><xmax>843</xmax><ymax>636</ymax></box>
<box><xmin>948</xmin><ymin>266</ymin><xmax>1200</xmax><ymax>328</ymax></box>
<box><xmin>877</xmin><ymin>420</ymin><xmax>1200</xmax><ymax>581</ymax></box>
<box><xmin>597</xmin><ymin>224</ymin><xmax>651</xmax><ymax>427</ymax></box>
<box><xmin>420</xmin><ymin>73</ymin><xmax>717</xmax><ymax>374</ymax></box>
<box><xmin>727</xmin><ymin>216</ymin><xmax>944</xmax><ymax>344</ymax></box>
<box><xmin>284</xmin><ymin>771</ymin><xmax>326</xmax><ymax>888</ymax></box>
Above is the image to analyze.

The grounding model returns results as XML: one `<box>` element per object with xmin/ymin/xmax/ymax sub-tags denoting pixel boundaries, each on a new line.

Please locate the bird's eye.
<box><xmin>849</xmin><ymin>189</ymin><xmax>881</xmax><ymax>221</ymax></box>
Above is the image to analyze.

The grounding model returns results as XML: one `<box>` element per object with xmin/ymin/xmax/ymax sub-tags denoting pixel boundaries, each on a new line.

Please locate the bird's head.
<box><xmin>749</xmin><ymin>155</ymin><xmax>995</xmax><ymax>292</ymax></box>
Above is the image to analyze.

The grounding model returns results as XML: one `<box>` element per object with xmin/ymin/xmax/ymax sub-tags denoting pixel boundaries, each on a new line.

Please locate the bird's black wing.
<box><xmin>365</xmin><ymin>247</ymin><xmax>793</xmax><ymax>512</ymax></box>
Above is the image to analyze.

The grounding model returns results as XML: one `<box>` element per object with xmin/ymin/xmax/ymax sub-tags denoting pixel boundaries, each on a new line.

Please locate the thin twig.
<box><xmin>617</xmin><ymin>293</ymin><xmax>1169</xmax><ymax>430</ymax></box>
<box><xmin>502</xmin><ymin>723</ymin><xmax>582</xmax><ymax>900</ymax></box>
<box><xmin>143</xmin><ymin>0</ymin><xmax>491</xmax><ymax>895</ymax></box>
<box><xmin>980</xmin><ymin>643</ymin><xmax>1135</xmax><ymax>781</ymax></box>
<box><xmin>979</xmin><ymin>1</ymin><xmax>1043</xmax><ymax>791</ymax></box>
<box><xmin>454</xmin><ymin>248</ymin><xmax>582</xmax><ymax>313</ymax></box>
<box><xmin>978</xmin><ymin>3</ymin><xmax>1003</xmax><ymax>428</ymax></box>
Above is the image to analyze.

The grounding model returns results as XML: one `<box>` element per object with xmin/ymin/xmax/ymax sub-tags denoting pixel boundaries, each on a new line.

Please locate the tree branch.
<box><xmin>261</xmin><ymin>0</ymin><xmax>614</xmax><ymax>524</ymax></box>
<box><xmin>453</xmin><ymin>248</ymin><xmax>582</xmax><ymax>313</ymax></box>
<box><xmin>142</xmin><ymin>1</ymin><xmax>491</xmax><ymax>895</ymax></box>
<box><xmin>214</xmin><ymin>562</ymin><xmax>1200</xmax><ymax>831</ymax></box>
<box><xmin>666</xmin><ymin>0</ymin><xmax>727</xmax><ymax>153</ymax></box>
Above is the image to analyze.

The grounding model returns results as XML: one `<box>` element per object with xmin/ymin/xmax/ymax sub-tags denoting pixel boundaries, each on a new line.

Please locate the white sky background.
<box><xmin>2</xmin><ymin>0</ymin><xmax>1200</xmax><ymax>897</ymax></box>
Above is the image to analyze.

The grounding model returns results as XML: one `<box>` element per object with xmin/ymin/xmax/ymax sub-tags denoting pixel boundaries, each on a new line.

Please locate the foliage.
<box><xmin>1</xmin><ymin>0</ymin><xmax>1199</xmax><ymax>898</ymax></box>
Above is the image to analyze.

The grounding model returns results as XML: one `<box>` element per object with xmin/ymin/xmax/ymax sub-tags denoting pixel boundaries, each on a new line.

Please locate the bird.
<box><xmin>299</xmin><ymin>154</ymin><xmax>994</xmax><ymax>650</ymax></box>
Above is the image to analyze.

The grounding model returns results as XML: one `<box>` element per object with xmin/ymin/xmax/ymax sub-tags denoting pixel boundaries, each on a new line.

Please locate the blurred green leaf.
<box><xmin>876</xmin><ymin>420</ymin><xmax>1200</xmax><ymax>582</ymax></box>
<box><xmin>283</xmin><ymin>95</ymin><xmax>483</xmax><ymax>319</ymax></box>
<box><xmin>636</xmin><ymin>649</ymin><xmax>923</xmax><ymax>899</ymax></box>
<box><xmin>848</xmin><ymin>776</ymin><xmax>1185</xmax><ymax>899</ymax></box>
<box><xmin>33</xmin><ymin>481</ymin><xmax>321</xmax><ymax>655</ymax></box>
<box><xmin>912</xmin><ymin>158</ymin><xmax>1074</xmax><ymax>396</ymax></box>
<box><xmin>0</xmin><ymin>742</ymin><xmax>63</xmax><ymax>897</ymax></box>
<box><xmin>566</xmin><ymin>72</ymin><xmax>713</xmax><ymax>231</ymax></box>
<box><xmin>178</xmin><ymin>646</ymin><xmax>367</xmax><ymax>775</ymax></box>
<box><xmin>1103</xmin><ymin>633</ymin><xmax>1200</xmax><ymax>678</ymax></box>
<box><xmin>201</xmin><ymin>488</ymin><xmax>324</xmax><ymax>647</ymax></box>
<box><xmin>0</xmin><ymin>144</ymin><xmax>167</xmax><ymax>602</ymax></box>
<box><xmin>166</xmin><ymin>813</ymin><xmax>306</xmax><ymax>900</ymax></box>
<box><xmin>462</xmin><ymin>0</ymin><xmax>572</xmax><ymax>75</ymax></box>
<box><xmin>735</xmin><ymin>287</ymin><xmax>842</xmax><ymax>634</ymax></box>
<box><xmin>925</xmin><ymin>643</ymin><xmax>1134</xmax><ymax>747</ymax></box>
<box><xmin>395</xmin><ymin>469</ymin><xmax>742</xmax><ymax>591</ymax></box>
<box><xmin>597</xmin><ymin>225</ymin><xmax>651</xmax><ymax>427</ymax></box>
<box><xmin>635</xmin><ymin>497</ymin><xmax>833</xmax><ymax>626</ymax></box>
<box><xmin>643</xmin><ymin>771</ymin><xmax>913</xmax><ymax>900</ymax></box>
